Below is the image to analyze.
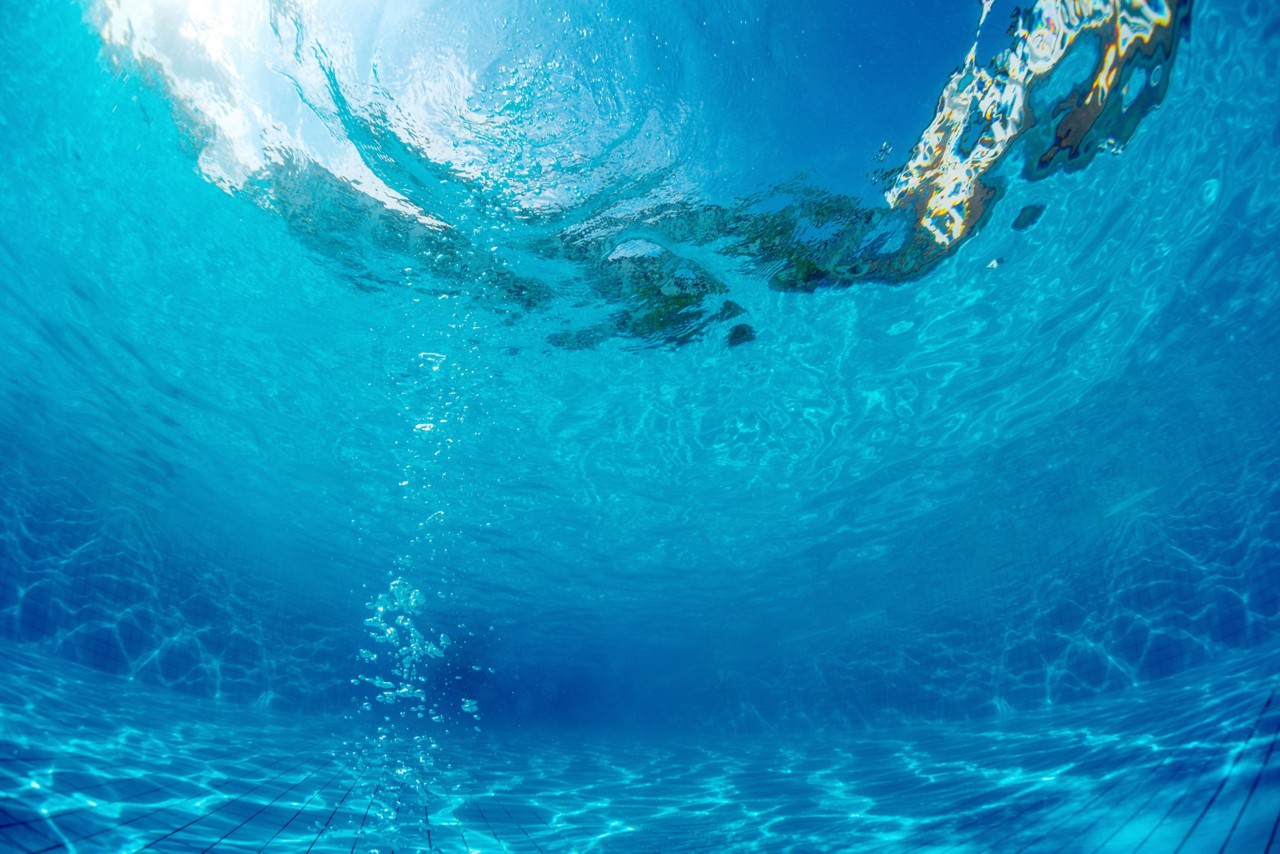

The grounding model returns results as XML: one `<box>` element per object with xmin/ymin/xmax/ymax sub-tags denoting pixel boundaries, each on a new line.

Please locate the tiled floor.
<box><xmin>2</xmin><ymin>643</ymin><xmax>1278</xmax><ymax>852</ymax></box>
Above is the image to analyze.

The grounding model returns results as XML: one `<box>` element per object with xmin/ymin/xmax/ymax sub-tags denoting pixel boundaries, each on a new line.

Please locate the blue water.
<box><xmin>1</xmin><ymin>0</ymin><xmax>1278</xmax><ymax>851</ymax></box>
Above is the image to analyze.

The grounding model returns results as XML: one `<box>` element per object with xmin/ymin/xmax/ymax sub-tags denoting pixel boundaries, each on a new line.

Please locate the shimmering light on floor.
<box><xmin>3</xmin><ymin>641</ymin><xmax>1277</xmax><ymax>852</ymax></box>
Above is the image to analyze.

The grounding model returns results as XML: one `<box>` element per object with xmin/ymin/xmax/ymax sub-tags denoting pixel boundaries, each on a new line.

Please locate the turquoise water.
<box><xmin>2</xmin><ymin>644</ymin><xmax>1278</xmax><ymax>850</ymax></box>
<box><xmin>1</xmin><ymin>0</ymin><xmax>1279</xmax><ymax>850</ymax></box>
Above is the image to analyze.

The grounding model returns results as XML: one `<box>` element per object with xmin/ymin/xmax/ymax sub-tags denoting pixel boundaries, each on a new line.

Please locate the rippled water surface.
<box><xmin>1</xmin><ymin>0</ymin><xmax>1279</xmax><ymax>850</ymax></box>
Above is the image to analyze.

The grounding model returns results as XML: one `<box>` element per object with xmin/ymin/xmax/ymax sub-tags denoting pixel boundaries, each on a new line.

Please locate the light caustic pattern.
<box><xmin>2</xmin><ymin>640</ymin><xmax>1278</xmax><ymax>851</ymax></box>
<box><xmin>3</xmin><ymin>0</ymin><xmax>1280</xmax><ymax>848</ymax></box>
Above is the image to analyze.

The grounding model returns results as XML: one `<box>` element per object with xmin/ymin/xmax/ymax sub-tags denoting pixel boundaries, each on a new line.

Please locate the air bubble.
<box><xmin>1202</xmin><ymin>179</ymin><xmax>1221</xmax><ymax>206</ymax></box>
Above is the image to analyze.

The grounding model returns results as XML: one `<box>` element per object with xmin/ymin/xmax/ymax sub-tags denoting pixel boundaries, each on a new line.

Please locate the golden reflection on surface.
<box><xmin>888</xmin><ymin>0</ymin><xmax>1188</xmax><ymax>251</ymax></box>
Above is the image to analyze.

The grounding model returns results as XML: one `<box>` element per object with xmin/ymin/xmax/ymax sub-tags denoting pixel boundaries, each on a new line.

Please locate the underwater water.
<box><xmin>1</xmin><ymin>0</ymin><xmax>1279</xmax><ymax>850</ymax></box>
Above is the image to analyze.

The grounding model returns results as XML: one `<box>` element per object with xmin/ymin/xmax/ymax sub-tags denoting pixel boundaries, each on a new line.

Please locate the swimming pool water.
<box><xmin>2</xmin><ymin>0</ymin><xmax>1279</xmax><ymax>850</ymax></box>
<box><xmin>3</xmin><ymin>642</ymin><xmax>1278</xmax><ymax>851</ymax></box>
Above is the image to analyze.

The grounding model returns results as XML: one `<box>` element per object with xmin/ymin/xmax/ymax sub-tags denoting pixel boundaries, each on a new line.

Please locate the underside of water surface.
<box><xmin>2</xmin><ymin>0</ymin><xmax>1279</xmax><ymax>851</ymax></box>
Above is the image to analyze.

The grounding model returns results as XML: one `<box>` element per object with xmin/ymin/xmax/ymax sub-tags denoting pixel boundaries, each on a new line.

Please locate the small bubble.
<box><xmin>1201</xmin><ymin>179</ymin><xmax>1221</xmax><ymax>206</ymax></box>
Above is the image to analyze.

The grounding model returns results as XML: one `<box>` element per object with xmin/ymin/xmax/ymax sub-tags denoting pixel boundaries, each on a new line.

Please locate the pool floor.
<box><xmin>2</xmin><ymin>643</ymin><xmax>1278</xmax><ymax>852</ymax></box>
